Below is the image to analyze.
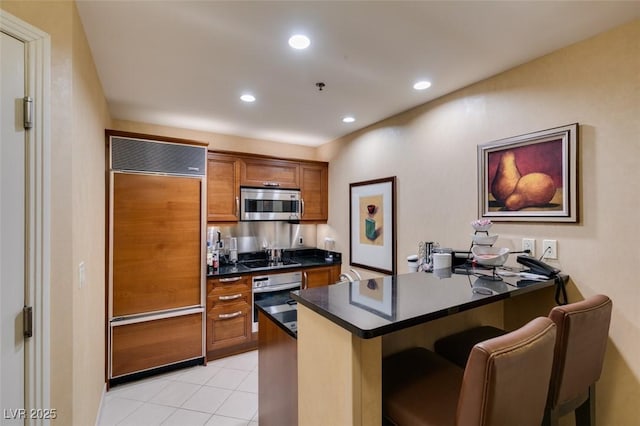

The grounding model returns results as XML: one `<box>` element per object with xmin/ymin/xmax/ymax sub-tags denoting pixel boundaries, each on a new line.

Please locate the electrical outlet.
<box><xmin>522</xmin><ymin>238</ymin><xmax>535</xmax><ymax>257</ymax></box>
<box><xmin>79</xmin><ymin>261</ymin><xmax>86</xmax><ymax>289</ymax></box>
<box><xmin>542</xmin><ymin>240</ymin><xmax>558</xmax><ymax>259</ymax></box>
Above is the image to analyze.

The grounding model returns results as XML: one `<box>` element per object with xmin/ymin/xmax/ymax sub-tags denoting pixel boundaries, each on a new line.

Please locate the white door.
<box><xmin>0</xmin><ymin>30</ymin><xmax>27</xmax><ymax>421</ymax></box>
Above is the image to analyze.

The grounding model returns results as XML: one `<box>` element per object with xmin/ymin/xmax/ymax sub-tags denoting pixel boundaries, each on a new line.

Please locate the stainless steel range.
<box><xmin>252</xmin><ymin>271</ymin><xmax>301</xmax><ymax>333</ymax></box>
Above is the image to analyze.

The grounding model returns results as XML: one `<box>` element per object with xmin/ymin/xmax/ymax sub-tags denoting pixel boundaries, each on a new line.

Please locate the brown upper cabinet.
<box><xmin>299</xmin><ymin>163</ymin><xmax>328</xmax><ymax>222</ymax></box>
<box><xmin>240</xmin><ymin>157</ymin><xmax>300</xmax><ymax>189</ymax></box>
<box><xmin>207</xmin><ymin>152</ymin><xmax>240</xmax><ymax>222</ymax></box>
<box><xmin>207</xmin><ymin>151</ymin><xmax>328</xmax><ymax>223</ymax></box>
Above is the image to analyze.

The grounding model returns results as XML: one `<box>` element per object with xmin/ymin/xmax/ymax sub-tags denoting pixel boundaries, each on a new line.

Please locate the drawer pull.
<box><xmin>219</xmin><ymin>277</ymin><xmax>242</xmax><ymax>283</ymax></box>
<box><xmin>218</xmin><ymin>311</ymin><xmax>243</xmax><ymax>320</ymax></box>
<box><xmin>219</xmin><ymin>293</ymin><xmax>243</xmax><ymax>301</ymax></box>
<box><xmin>262</xmin><ymin>182</ymin><xmax>280</xmax><ymax>187</ymax></box>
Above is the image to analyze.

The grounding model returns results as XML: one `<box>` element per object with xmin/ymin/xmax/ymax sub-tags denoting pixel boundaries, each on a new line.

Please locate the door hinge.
<box><xmin>23</xmin><ymin>306</ymin><xmax>33</xmax><ymax>338</ymax></box>
<box><xmin>23</xmin><ymin>96</ymin><xmax>33</xmax><ymax>129</ymax></box>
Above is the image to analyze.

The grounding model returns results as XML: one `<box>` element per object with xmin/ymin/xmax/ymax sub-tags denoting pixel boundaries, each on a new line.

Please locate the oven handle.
<box><xmin>253</xmin><ymin>282</ymin><xmax>301</xmax><ymax>294</ymax></box>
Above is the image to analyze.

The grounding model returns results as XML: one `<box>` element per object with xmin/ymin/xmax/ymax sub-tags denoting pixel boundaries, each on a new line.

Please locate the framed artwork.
<box><xmin>349</xmin><ymin>176</ymin><xmax>396</xmax><ymax>275</ymax></box>
<box><xmin>349</xmin><ymin>276</ymin><xmax>397</xmax><ymax>321</ymax></box>
<box><xmin>477</xmin><ymin>123</ymin><xmax>578</xmax><ymax>222</ymax></box>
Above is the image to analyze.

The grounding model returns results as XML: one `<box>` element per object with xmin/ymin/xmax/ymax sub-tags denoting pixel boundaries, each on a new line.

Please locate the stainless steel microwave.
<box><xmin>240</xmin><ymin>187</ymin><xmax>301</xmax><ymax>221</ymax></box>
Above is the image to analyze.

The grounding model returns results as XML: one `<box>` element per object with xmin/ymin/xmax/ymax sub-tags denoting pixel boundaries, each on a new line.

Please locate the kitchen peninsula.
<box><xmin>257</xmin><ymin>269</ymin><xmax>564</xmax><ymax>425</ymax></box>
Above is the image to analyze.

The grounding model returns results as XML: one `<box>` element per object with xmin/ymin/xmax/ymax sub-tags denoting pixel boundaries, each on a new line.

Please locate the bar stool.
<box><xmin>433</xmin><ymin>294</ymin><xmax>613</xmax><ymax>426</ymax></box>
<box><xmin>382</xmin><ymin>317</ymin><xmax>557</xmax><ymax>426</ymax></box>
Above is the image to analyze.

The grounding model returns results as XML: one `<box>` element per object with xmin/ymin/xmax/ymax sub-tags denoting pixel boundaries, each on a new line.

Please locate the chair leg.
<box><xmin>542</xmin><ymin>407</ymin><xmax>560</xmax><ymax>426</ymax></box>
<box><xmin>575</xmin><ymin>384</ymin><xmax>596</xmax><ymax>426</ymax></box>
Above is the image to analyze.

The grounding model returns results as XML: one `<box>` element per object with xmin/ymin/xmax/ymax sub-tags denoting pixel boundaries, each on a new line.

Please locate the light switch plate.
<box><xmin>79</xmin><ymin>261</ymin><xmax>86</xmax><ymax>288</ymax></box>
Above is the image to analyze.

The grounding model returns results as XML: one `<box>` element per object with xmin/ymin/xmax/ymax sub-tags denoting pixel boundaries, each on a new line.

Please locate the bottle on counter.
<box><xmin>212</xmin><ymin>247</ymin><xmax>219</xmax><ymax>271</ymax></box>
<box><xmin>206</xmin><ymin>242</ymin><xmax>214</xmax><ymax>275</ymax></box>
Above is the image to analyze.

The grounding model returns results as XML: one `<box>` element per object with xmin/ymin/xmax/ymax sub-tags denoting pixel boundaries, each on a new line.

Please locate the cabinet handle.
<box><xmin>235</xmin><ymin>196</ymin><xmax>240</xmax><ymax>218</ymax></box>
<box><xmin>219</xmin><ymin>293</ymin><xmax>243</xmax><ymax>301</ymax></box>
<box><xmin>303</xmin><ymin>271</ymin><xmax>308</xmax><ymax>289</ymax></box>
<box><xmin>300</xmin><ymin>197</ymin><xmax>305</xmax><ymax>218</ymax></box>
<box><xmin>262</xmin><ymin>182</ymin><xmax>280</xmax><ymax>187</ymax></box>
<box><xmin>219</xmin><ymin>276</ymin><xmax>242</xmax><ymax>283</ymax></box>
<box><xmin>219</xmin><ymin>311</ymin><xmax>243</xmax><ymax>320</ymax></box>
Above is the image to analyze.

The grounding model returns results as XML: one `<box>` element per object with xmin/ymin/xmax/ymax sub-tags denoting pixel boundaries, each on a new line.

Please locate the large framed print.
<box><xmin>478</xmin><ymin>123</ymin><xmax>578</xmax><ymax>222</ymax></box>
<box><xmin>349</xmin><ymin>176</ymin><xmax>396</xmax><ymax>275</ymax></box>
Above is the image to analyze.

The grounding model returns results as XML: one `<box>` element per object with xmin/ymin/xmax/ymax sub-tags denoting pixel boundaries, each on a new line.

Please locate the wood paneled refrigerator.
<box><xmin>107</xmin><ymin>132</ymin><xmax>207</xmax><ymax>385</ymax></box>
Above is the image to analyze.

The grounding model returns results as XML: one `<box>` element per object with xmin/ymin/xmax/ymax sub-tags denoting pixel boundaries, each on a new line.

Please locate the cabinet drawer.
<box><xmin>111</xmin><ymin>313</ymin><xmax>203</xmax><ymax>378</ymax></box>
<box><xmin>208</xmin><ymin>275</ymin><xmax>251</xmax><ymax>297</ymax></box>
<box><xmin>208</xmin><ymin>290</ymin><xmax>251</xmax><ymax>308</ymax></box>
<box><xmin>207</xmin><ymin>302</ymin><xmax>252</xmax><ymax>351</ymax></box>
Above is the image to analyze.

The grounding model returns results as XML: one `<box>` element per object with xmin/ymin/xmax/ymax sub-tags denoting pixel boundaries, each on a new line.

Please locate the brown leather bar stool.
<box><xmin>383</xmin><ymin>317</ymin><xmax>557</xmax><ymax>426</ymax></box>
<box><xmin>433</xmin><ymin>294</ymin><xmax>613</xmax><ymax>426</ymax></box>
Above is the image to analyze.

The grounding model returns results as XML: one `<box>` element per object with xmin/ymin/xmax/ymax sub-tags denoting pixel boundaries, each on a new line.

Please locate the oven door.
<box><xmin>252</xmin><ymin>282</ymin><xmax>300</xmax><ymax>332</ymax></box>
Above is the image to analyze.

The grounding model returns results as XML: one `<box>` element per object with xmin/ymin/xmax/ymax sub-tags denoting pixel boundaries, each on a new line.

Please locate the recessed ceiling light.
<box><xmin>342</xmin><ymin>116</ymin><xmax>355</xmax><ymax>123</ymax></box>
<box><xmin>240</xmin><ymin>94</ymin><xmax>256</xmax><ymax>103</ymax></box>
<box><xmin>288</xmin><ymin>34</ymin><xmax>311</xmax><ymax>50</ymax></box>
<box><xmin>413</xmin><ymin>81</ymin><xmax>432</xmax><ymax>90</ymax></box>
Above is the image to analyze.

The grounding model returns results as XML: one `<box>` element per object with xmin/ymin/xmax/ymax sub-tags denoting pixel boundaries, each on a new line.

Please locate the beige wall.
<box><xmin>318</xmin><ymin>20</ymin><xmax>640</xmax><ymax>425</ymax></box>
<box><xmin>71</xmin><ymin>1</ymin><xmax>111</xmax><ymax>424</ymax></box>
<box><xmin>0</xmin><ymin>1</ymin><xmax>111</xmax><ymax>424</ymax></box>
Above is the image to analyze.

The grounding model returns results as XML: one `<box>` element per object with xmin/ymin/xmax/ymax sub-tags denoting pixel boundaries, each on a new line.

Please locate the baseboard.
<box><xmin>94</xmin><ymin>383</ymin><xmax>107</xmax><ymax>426</ymax></box>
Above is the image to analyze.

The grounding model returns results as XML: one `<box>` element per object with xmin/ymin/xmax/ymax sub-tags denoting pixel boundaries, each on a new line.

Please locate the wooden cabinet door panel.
<box><xmin>303</xmin><ymin>265</ymin><xmax>341</xmax><ymax>288</ymax></box>
<box><xmin>207</xmin><ymin>302</ymin><xmax>252</xmax><ymax>351</ymax></box>
<box><xmin>300</xmin><ymin>163</ymin><xmax>328</xmax><ymax>222</ymax></box>
<box><xmin>111</xmin><ymin>313</ymin><xmax>203</xmax><ymax>377</ymax></box>
<box><xmin>207</xmin><ymin>153</ymin><xmax>240</xmax><ymax>222</ymax></box>
<box><xmin>113</xmin><ymin>173</ymin><xmax>202</xmax><ymax>316</ymax></box>
<box><xmin>241</xmin><ymin>158</ymin><xmax>300</xmax><ymax>188</ymax></box>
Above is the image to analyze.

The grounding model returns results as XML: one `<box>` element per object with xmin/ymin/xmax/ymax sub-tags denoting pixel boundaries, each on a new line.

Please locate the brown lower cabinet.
<box><xmin>111</xmin><ymin>313</ymin><xmax>203</xmax><ymax>378</ymax></box>
<box><xmin>207</xmin><ymin>264</ymin><xmax>340</xmax><ymax>360</ymax></box>
<box><xmin>206</xmin><ymin>275</ymin><xmax>256</xmax><ymax>359</ymax></box>
<box><xmin>258</xmin><ymin>311</ymin><xmax>297</xmax><ymax>426</ymax></box>
<box><xmin>302</xmin><ymin>264</ymin><xmax>341</xmax><ymax>289</ymax></box>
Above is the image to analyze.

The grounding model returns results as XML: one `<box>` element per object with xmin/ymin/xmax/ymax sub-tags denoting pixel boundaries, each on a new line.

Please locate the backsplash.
<box><xmin>207</xmin><ymin>222</ymin><xmax>317</xmax><ymax>253</ymax></box>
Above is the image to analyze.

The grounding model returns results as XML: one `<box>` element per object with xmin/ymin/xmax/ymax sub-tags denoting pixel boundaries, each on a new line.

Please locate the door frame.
<box><xmin>0</xmin><ymin>10</ymin><xmax>51</xmax><ymax>422</ymax></box>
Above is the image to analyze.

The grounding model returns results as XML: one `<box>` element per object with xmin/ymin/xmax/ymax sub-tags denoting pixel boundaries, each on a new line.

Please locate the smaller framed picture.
<box><xmin>478</xmin><ymin>123</ymin><xmax>578</xmax><ymax>222</ymax></box>
<box><xmin>349</xmin><ymin>276</ymin><xmax>397</xmax><ymax>321</ymax></box>
<box><xmin>349</xmin><ymin>176</ymin><xmax>396</xmax><ymax>275</ymax></box>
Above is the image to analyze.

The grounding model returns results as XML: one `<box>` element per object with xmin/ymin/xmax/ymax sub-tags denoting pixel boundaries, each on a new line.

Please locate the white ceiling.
<box><xmin>76</xmin><ymin>1</ymin><xmax>640</xmax><ymax>146</ymax></box>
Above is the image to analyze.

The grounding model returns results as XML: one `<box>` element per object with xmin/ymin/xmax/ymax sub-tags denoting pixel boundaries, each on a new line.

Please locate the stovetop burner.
<box><xmin>241</xmin><ymin>258</ymin><xmax>302</xmax><ymax>269</ymax></box>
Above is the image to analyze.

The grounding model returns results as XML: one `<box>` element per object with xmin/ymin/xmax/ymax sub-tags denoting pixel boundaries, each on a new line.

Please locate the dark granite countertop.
<box><xmin>255</xmin><ymin>299</ymin><xmax>298</xmax><ymax>339</ymax></box>
<box><xmin>206</xmin><ymin>248</ymin><xmax>342</xmax><ymax>279</ymax></box>
<box><xmin>291</xmin><ymin>269</ymin><xmax>564</xmax><ymax>339</ymax></box>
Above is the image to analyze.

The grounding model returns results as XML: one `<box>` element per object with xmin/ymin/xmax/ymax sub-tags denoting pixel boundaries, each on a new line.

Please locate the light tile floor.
<box><xmin>98</xmin><ymin>351</ymin><xmax>259</xmax><ymax>426</ymax></box>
